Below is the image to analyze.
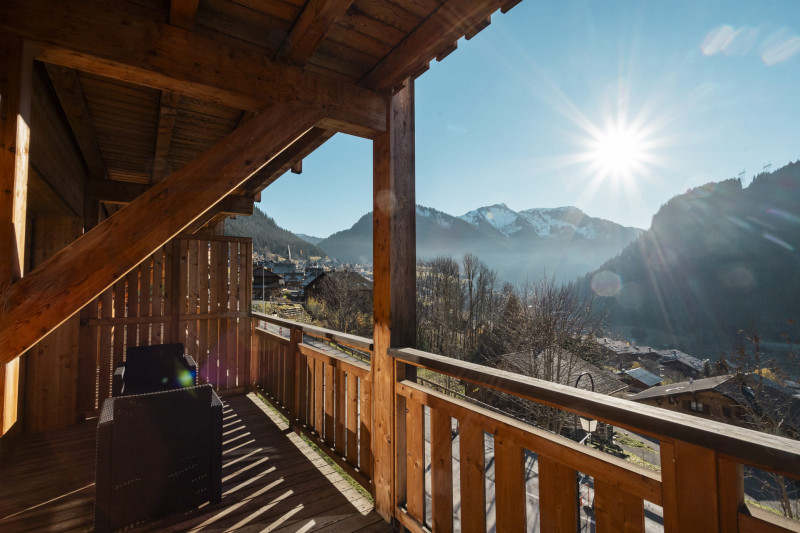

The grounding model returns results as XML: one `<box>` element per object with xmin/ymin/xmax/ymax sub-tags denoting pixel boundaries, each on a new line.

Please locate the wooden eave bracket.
<box><xmin>358</xmin><ymin>0</ymin><xmax>515</xmax><ymax>91</ymax></box>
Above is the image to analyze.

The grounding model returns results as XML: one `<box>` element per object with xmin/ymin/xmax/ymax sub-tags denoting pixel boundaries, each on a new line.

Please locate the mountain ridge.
<box><xmin>319</xmin><ymin>204</ymin><xmax>643</xmax><ymax>282</ymax></box>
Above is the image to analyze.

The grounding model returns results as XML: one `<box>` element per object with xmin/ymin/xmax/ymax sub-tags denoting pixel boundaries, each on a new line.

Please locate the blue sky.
<box><xmin>258</xmin><ymin>0</ymin><xmax>800</xmax><ymax>238</ymax></box>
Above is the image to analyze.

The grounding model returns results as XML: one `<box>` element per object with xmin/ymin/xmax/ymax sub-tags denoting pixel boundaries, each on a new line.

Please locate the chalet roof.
<box><xmin>630</xmin><ymin>375</ymin><xmax>731</xmax><ymax>402</ymax></box>
<box><xmin>658</xmin><ymin>349</ymin><xmax>705</xmax><ymax>371</ymax></box>
<box><xmin>623</xmin><ymin>367</ymin><xmax>663</xmax><ymax>387</ymax></box>
<box><xmin>492</xmin><ymin>349</ymin><xmax>628</xmax><ymax>396</ymax></box>
<box><xmin>631</xmin><ymin>373</ymin><xmax>800</xmax><ymax>433</ymax></box>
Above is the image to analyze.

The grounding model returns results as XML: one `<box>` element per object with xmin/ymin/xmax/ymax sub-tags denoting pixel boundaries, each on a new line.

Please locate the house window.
<box><xmin>668</xmin><ymin>396</ymin><xmax>676</xmax><ymax>404</ymax></box>
<box><xmin>689</xmin><ymin>401</ymin><xmax>709</xmax><ymax>414</ymax></box>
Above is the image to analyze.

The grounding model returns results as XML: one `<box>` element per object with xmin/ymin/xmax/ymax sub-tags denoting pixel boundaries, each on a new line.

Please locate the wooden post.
<box><xmin>0</xmin><ymin>35</ymin><xmax>32</xmax><ymax>436</ymax></box>
<box><xmin>372</xmin><ymin>79</ymin><xmax>415</xmax><ymax>521</ymax></box>
<box><xmin>661</xmin><ymin>439</ymin><xmax>720</xmax><ymax>532</ymax></box>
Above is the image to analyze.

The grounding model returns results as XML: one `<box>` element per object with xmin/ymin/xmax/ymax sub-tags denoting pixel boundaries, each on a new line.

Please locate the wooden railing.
<box><xmin>250</xmin><ymin>313</ymin><xmax>800</xmax><ymax>532</ymax></box>
<box><xmin>251</xmin><ymin>313</ymin><xmax>374</xmax><ymax>490</ymax></box>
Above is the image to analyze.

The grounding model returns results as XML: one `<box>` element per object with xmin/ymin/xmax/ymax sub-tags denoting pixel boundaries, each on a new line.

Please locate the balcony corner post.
<box><xmin>372</xmin><ymin>78</ymin><xmax>416</xmax><ymax>523</ymax></box>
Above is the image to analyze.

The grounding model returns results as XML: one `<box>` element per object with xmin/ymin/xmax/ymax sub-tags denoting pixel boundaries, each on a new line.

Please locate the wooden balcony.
<box><xmin>0</xmin><ymin>391</ymin><xmax>389</xmax><ymax>532</ymax></box>
<box><xmin>252</xmin><ymin>313</ymin><xmax>800</xmax><ymax>533</ymax></box>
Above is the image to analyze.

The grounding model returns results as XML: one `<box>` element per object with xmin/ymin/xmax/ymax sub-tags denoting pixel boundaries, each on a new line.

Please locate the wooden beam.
<box><xmin>0</xmin><ymin>35</ymin><xmax>32</xmax><ymax>435</ymax></box>
<box><xmin>43</xmin><ymin>64</ymin><xmax>108</xmax><ymax>182</ymax></box>
<box><xmin>85</xmin><ymin>179</ymin><xmax>148</xmax><ymax>204</ymax></box>
<box><xmin>151</xmin><ymin>91</ymin><xmax>181</xmax><ymax>183</ymax></box>
<box><xmin>0</xmin><ymin>0</ymin><xmax>386</xmax><ymax>137</ymax></box>
<box><xmin>0</xmin><ymin>102</ymin><xmax>324</xmax><ymax>365</ymax></box>
<box><xmin>359</xmin><ymin>0</ymin><xmax>511</xmax><ymax>91</ymax></box>
<box><xmin>372</xmin><ymin>79</ymin><xmax>416</xmax><ymax>520</ymax></box>
<box><xmin>243</xmin><ymin>127</ymin><xmax>335</xmax><ymax>196</ymax></box>
<box><xmin>278</xmin><ymin>0</ymin><xmax>354</xmax><ymax>66</ymax></box>
<box><xmin>169</xmin><ymin>0</ymin><xmax>199</xmax><ymax>30</ymax></box>
<box><xmin>86</xmin><ymin>178</ymin><xmax>254</xmax><ymax>215</ymax></box>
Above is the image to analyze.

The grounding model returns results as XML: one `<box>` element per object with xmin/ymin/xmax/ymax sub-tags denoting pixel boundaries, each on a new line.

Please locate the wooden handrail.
<box><xmin>251</xmin><ymin>311</ymin><xmax>373</xmax><ymax>352</ymax></box>
<box><xmin>389</xmin><ymin>346</ymin><xmax>800</xmax><ymax>480</ymax></box>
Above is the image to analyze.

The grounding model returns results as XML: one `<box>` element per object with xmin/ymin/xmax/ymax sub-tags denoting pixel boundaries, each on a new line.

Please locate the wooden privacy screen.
<box><xmin>77</xmin><ymin>235</ymin><xmax>252</xmax><ymax>417</ymax></box>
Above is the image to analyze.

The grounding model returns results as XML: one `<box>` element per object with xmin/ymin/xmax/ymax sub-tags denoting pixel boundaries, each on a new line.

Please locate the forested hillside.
<box><xmin>582</xmin><ymin>161</ymin><xmax>800</xmax><ymax>370</ymax></box>
<box><xmin>225</xmin><ymin>206</ymin><xmax>328</xmax><ymax>259</ymax></box>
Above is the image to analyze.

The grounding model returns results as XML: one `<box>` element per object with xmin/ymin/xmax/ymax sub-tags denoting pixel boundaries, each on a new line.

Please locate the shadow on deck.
<box><xmin>0</xmin><ymin>393</ymin><xmax>389</xmax><ymax>533</ymax></box>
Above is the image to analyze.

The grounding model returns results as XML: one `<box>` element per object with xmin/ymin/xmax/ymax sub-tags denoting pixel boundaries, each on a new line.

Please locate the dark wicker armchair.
<box><xmin>113</xmin><ymin>342</ymin><xmax>197</xmax><ymax>396</ymax></box>
<box><xmin>95</xmin><ymin>384</ymin><xmax>223</xmax><ymax>533</ymax></box>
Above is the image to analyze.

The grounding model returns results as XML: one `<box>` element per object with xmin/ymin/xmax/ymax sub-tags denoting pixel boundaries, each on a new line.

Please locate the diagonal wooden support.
<box><xmin>0</xmin><ymin>102</ymin><xmax>324</xmax><ymax>366</ymax></box>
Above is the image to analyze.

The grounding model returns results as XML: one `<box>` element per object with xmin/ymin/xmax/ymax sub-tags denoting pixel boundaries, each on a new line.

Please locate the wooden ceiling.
<box><xmin>1</xmin><ymin>0</ymin><xmax>521</xmax><ymax>222</ymax></box>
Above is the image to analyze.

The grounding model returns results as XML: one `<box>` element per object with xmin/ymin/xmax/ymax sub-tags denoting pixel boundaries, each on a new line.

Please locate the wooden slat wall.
<box><xmin>24</xmin><ymin>215</ymin><xmax>83</xmax><ymax>433</ymax></box>
<box><xmin>76</xmin><ymin>235</ymin><xmax>252</xmax><ymax>417</ymax></box>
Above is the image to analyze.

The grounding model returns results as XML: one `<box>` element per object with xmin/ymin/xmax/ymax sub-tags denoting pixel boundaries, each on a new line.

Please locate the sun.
<box><xmin>587</xmin><ymin>123</ymin><xmax>648</xmax><ymax>182</ymax></box>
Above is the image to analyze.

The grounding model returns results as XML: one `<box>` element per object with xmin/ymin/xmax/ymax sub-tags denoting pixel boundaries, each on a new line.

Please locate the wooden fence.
<box><xmin>252</xmin><ymin>314</ymin><xmax>800</xmax><ymax>533</ymax></box>
<box><xmin>77</xmin><ymin>235</ymin><xmax>252</xmax><ymax>417</ymax></box>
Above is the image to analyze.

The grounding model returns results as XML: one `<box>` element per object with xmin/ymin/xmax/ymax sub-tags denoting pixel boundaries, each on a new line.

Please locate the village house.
<box><xmin>631</xmin><ymin>373</ymin><xmax>800</xmax><ymax>437</ymax></box>
<box><xmin>252</xmin><ymin>264</ymin><xmax>283</xmax><ymax>300</ymax></box>
<box><xmin>621</xmin><ymin>367</ymin><xmax>663</xmax><ymax>393</ymax></box>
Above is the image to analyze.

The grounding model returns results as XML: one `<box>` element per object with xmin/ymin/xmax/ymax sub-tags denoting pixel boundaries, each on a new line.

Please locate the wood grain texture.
<box><xmin>150</xmin><ymin>91</ymin><xmax>181</xmax><ymax>183</ymax></box>
<box><xmin>0</xmin><ymin>0</ymin><xmax>386</xmax><ymax>136</ymax></box>
<box><xmin>459</xmin><ymin>422</ymin><xmax>487</xmax><ymax>533</ymax></box>
<box><xmin>371</xmin><ymin>79</ymin><xmax>415</xmax><ymax>519</ymax></box>
<box><xmin>0</xmin><ymin>102</ymin><xmax>323</xmax><ymax>366</ymax></box>
<box><xmin>0</xmin><ymin>35</ymin><xmax>31</xmax><ymax>435</ymax></box>
<box><xmin>280</xmin><ymin>0</ymin><xmax>354</xmax><ymax>66</ymax></box>
<box><xmin>405</xmin><ymin>398</ymin><xmax>425</xmax><ymax>522</ymax></box>
<box><xmin>661</xmin><ymin>439</ymin><xmax>719</xmax><ymax>532</ymax></box>
<box><xmin>594</xmin><ymin>479</ymin><xmax>644</xmax><ymax>533</ymax></box>
<box><xmin>494</xmin><ymin>434</ymin><xmax>525</xmax><ymax>532</ymax></box>
<box><xmin>431</xmin><ymin>407</ymin><xmax>454</xmax><ymax>533</ymax></box>
<box><xmin>26</xmin><ymin>216</ymin><xmax>82</xmax><ymax>433</ymax></box>
<box><xmin>169</xmin><ymin>0</ymin><xmax>199</xmax><ymax>30</ymax></box>
<box><xmin>717</xmin><ymin>456</ymin><xmax>744</xmax><ymax>533</ymax></box>
<box><xmin>396</xmin><ymin>380</ymin><xmax>662</xmax><ymax>505</ymax></box>
<box><xmin>359</xmin><ymin>0</ymin><xmax>509</xmax><ymax>90</ymax></box>
<box><xmin>43</xmin><ymin>64</ymin><xmax>108</xmax><ymax>183</ymax></box>
<box><xmin>539</xmin><ymin>456</ymin><xmax>579</xmax><ymax>532</ymax></box>
<box><xmin>391</xmin><ymin>347</ymin><xmax>800</xmax><ymax>478</ymax></box>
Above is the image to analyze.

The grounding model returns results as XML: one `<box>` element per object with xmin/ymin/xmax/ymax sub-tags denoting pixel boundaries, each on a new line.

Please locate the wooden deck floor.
<box><xmin>0</xmin><ymin>393</ymin><xmax>391</xmax><ymax>533</ymax></box>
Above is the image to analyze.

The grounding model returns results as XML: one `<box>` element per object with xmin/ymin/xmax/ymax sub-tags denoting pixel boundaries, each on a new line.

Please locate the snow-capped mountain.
<box><xmin>318</xmin><ymin>204</ymin><xmax>643</xmax><ymax>283</ymax></box>
<box><xmin>458</xmin><ymin>203</ymin><xmax>627</xmax><ymax>242</ymax></box>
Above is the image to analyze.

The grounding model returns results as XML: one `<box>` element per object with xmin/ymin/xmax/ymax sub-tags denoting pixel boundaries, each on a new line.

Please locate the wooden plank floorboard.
<box><xmin>0</xmin><ymin>393</ymin><xmax>391</xmax><ymax>533</ymax></box>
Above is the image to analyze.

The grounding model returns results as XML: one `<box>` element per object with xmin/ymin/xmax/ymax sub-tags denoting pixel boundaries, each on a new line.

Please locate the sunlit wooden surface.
<box><xmin>0</xmin><ymin>393</ymin><xmax>389</xmax><ymax>533</ymax></box>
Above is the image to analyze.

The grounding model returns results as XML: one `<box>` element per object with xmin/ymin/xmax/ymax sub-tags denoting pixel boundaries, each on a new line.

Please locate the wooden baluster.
<box><xmin>335</xmin><ymin>367</ymin><xmax>346</xmax><ymax>456</ymax></box>
<box><xmin>661</xmin><ymin>439</ymin><xmax>719</xmax><ymax>532</ymax></box>
<box><xmin>539</xmin><ymin>455</ymin><xmax>579</xmax><ymax>532</ymax></box>
<box><xmin>431</xmin><ymin>407</ymin><xmax>453</xmax><ymax>533</ymax></box>
<box><xmin>595</xmin><ymin>479</ymin><xmax>643</xmax><ymax>532</ymax></box>
<box><xmin>324</xmin><ymin>361</ymin><xmax>335</xmax><ymax>444</ymax></box>
<box><xmin>494</xmin><ymin>434</ymin><xmax>525</xmax><ymax>532</ymax></box>
<box><xmin>359</xmin><ymin>377</ymin><xmax>373</xmax><ymax>478</ymax></box>
<box><xmin>346</xmin><ymin>372</ymin><xmax>359</xmax><ymax>464</ymax></box>
<box><xmin>717</xmin><ymin>456</ymin><xmax>743</xmax><ymax>532</ymax></box>
<box><xmin>315</xmin><ymin>358</ymin><xmax>324</xmax><ymax>436</ymax></box>
<box><xmin>406</xmin><ymin>398</ymin><xmax>425</xmax><ymax>522</ymax></box>
<box><xmin>289</xmin><ymin>326</ymin><xmax>301</xmax><ymax>417</ymax></box>
<box><xmin>460</xmin><ymin>421</ymin><xmax>487</xmax><ymax>533</ymax></box>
